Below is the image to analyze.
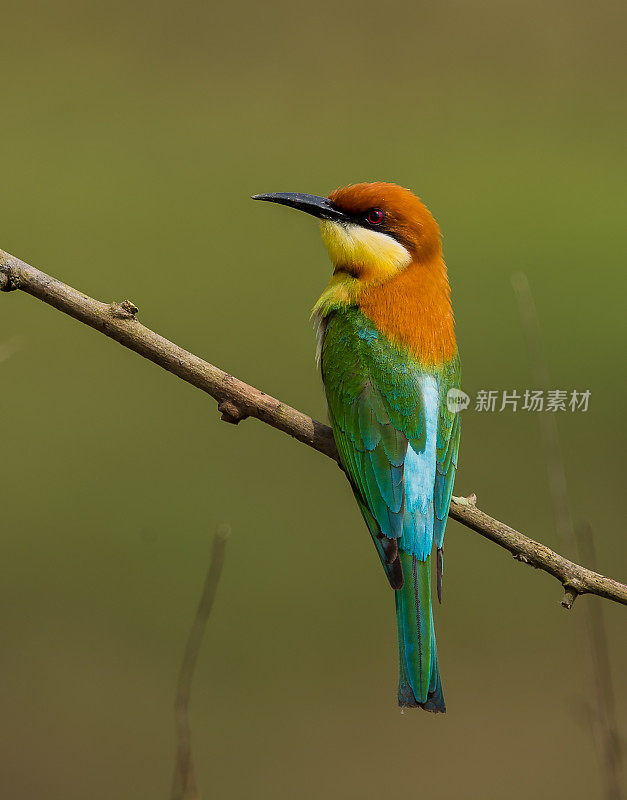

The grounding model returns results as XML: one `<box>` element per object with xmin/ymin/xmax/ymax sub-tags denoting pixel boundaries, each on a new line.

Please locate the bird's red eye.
<box><xmin>366</xmin><ymin>208</ymin><xmax>384</xmax><ymax>225</ymax></box>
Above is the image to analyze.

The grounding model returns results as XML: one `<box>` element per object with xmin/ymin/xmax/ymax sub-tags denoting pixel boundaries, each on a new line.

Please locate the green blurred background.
<box><xmin>1</xmin><ymin>1</ymin><xmax>625</xmax><ymax>797</ymax></box>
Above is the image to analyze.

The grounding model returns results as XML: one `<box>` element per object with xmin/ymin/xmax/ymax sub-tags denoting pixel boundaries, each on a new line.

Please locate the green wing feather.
<box><xmin>320</xmin><ymin>305</ymin><xmax>460</xmax><ymax>710</ymax></box>
<box><xmin>433</xmin><ymin>357</ymin><xmax>461</xmax><ymax>599</ymax></box>
<box><xmin>321</xmin><ymin>307</ymin><xmax>460</xmax><ymax>568</ymax></box>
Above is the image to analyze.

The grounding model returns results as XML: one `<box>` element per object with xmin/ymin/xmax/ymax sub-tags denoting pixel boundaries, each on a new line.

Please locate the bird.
<box><xmin>253</xmin><ymin>182</ymin><xmax>460</xmax><ymax>712</ymax></box>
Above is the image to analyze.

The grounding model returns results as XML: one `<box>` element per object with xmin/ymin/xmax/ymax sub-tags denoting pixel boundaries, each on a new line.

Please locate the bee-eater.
<box><xmin>254</xmin><ymin>183</ymin><xmax>460</xmax><ymax>712</ymax></box>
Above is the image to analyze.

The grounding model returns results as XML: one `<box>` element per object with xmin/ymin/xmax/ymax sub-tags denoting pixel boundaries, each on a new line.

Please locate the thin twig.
<box><xmin>511</xmin><ymin>272</ymin><xmax>577</xmax><ymax>574</ymax></box>
<box><xmin>578</xmin><ymin>523</ymin><xmax>624</xmax><ymax>800</ymax></box>
<box><xmin>512</xmin><ymin>272</ymin><xmax>624</xmax><ymax>800</ymax></box>
<box><xmin>171</xmin><ymin>524</ymin><xmax>229</xmax><ymax>800</ymax></box>
<box><xmin>1</xmin><ymin>248</ymin><xmax>626</xmax><ymax>607</ymax></box>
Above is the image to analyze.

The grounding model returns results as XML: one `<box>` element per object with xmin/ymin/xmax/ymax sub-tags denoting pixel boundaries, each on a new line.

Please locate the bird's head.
<box><xmin>254</xmin><ymin>181</ymin><xmax>454</xmax><ymax>362</ymax></box>
<box><xmin>253</xmin><ymin>182</ymin><xmax>441</xmax><ymax>289</ymax></box>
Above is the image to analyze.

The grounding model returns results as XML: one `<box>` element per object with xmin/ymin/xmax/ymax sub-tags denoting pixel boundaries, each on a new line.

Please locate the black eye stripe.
<box><xmin>327</xmin><ymin>203</ymin><xmax>389</xmax><ymax>231</ymax></box>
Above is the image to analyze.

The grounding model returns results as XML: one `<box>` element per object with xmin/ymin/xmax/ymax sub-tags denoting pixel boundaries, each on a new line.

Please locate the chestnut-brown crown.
<box><xmin>328</xmin><ymin>182</ymin><xmax>441</xmax><ymax>260</ymax></box>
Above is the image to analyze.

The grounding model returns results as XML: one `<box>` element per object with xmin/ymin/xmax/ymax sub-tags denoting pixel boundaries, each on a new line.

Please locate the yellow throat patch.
<box><xmin>313</xmin><ymin>220</ymin><xmax>411</xmax><ymax>316</ymax></box>
<box><xmin>320</xmin><ymin>220</ymin><xmax>411</xmax><ymax>277</ymax></box>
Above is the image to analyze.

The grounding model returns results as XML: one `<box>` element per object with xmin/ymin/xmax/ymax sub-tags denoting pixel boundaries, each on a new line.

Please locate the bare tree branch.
<box><xmin>2</xmin><ymin>248</ymin><xmax>626</xmax><ymax>608</ymax></box>
<box><xmin>171</xmin><ymin>524</ymin><xmax>229</xmax><ymax>800</ymax></box>
<box><xmin>445</xmin><ymin>495</ymin><xmax>626</xmax><ymax>606</ymax></box>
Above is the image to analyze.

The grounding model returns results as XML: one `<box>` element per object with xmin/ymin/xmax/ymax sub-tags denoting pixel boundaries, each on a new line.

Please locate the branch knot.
<box><xmin>0</xmin><ymin>264</ymin><xmax>18</xmax><ymax>292</ymax></box>
<box><xmin>218</xmin><ymin>400</ymin><xmax>247</xmax><ymax>425</ymax></box>
<box><xmin>560</xmin><ymin>578</ymin><xmax>587</xmax><ymax>609</ymax></box>
<box><xmin>109</xmin><ymin>299</ymin><xmax>139</xmax><ymax>319</ymax></box>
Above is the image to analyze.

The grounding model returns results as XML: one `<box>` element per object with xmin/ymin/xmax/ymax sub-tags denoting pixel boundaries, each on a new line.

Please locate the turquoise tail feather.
<box><xmin>395</xmin><ymin>552</ymin><xmax>445</xmax><ymax>712</ymax></box>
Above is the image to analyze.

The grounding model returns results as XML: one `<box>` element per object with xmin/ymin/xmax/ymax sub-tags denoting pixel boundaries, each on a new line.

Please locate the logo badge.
<box><xmin>446</xmin><ymin>388</ymin><xmax>470</xmax><ymax>413</ymax></box>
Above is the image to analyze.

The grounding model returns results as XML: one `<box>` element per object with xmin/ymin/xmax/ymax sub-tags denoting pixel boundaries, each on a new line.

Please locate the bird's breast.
<box><xmin>358</xmin><ymin>257</ymin><xmax>456</xmax><ymax>366</ymax></box>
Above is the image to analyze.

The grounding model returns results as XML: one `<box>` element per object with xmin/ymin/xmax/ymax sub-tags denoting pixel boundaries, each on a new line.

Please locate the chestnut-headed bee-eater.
<box><xmin>254</xmin><ymin>183</ymin><xmax>460</xmax><ymax>712</ymax></box>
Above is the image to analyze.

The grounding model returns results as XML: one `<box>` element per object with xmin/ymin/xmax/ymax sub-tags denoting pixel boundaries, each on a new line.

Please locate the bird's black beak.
<box><xmin>252</xmin><ymin>192</ymin><xmax>348</xmax><ymax>222</ymax></box>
